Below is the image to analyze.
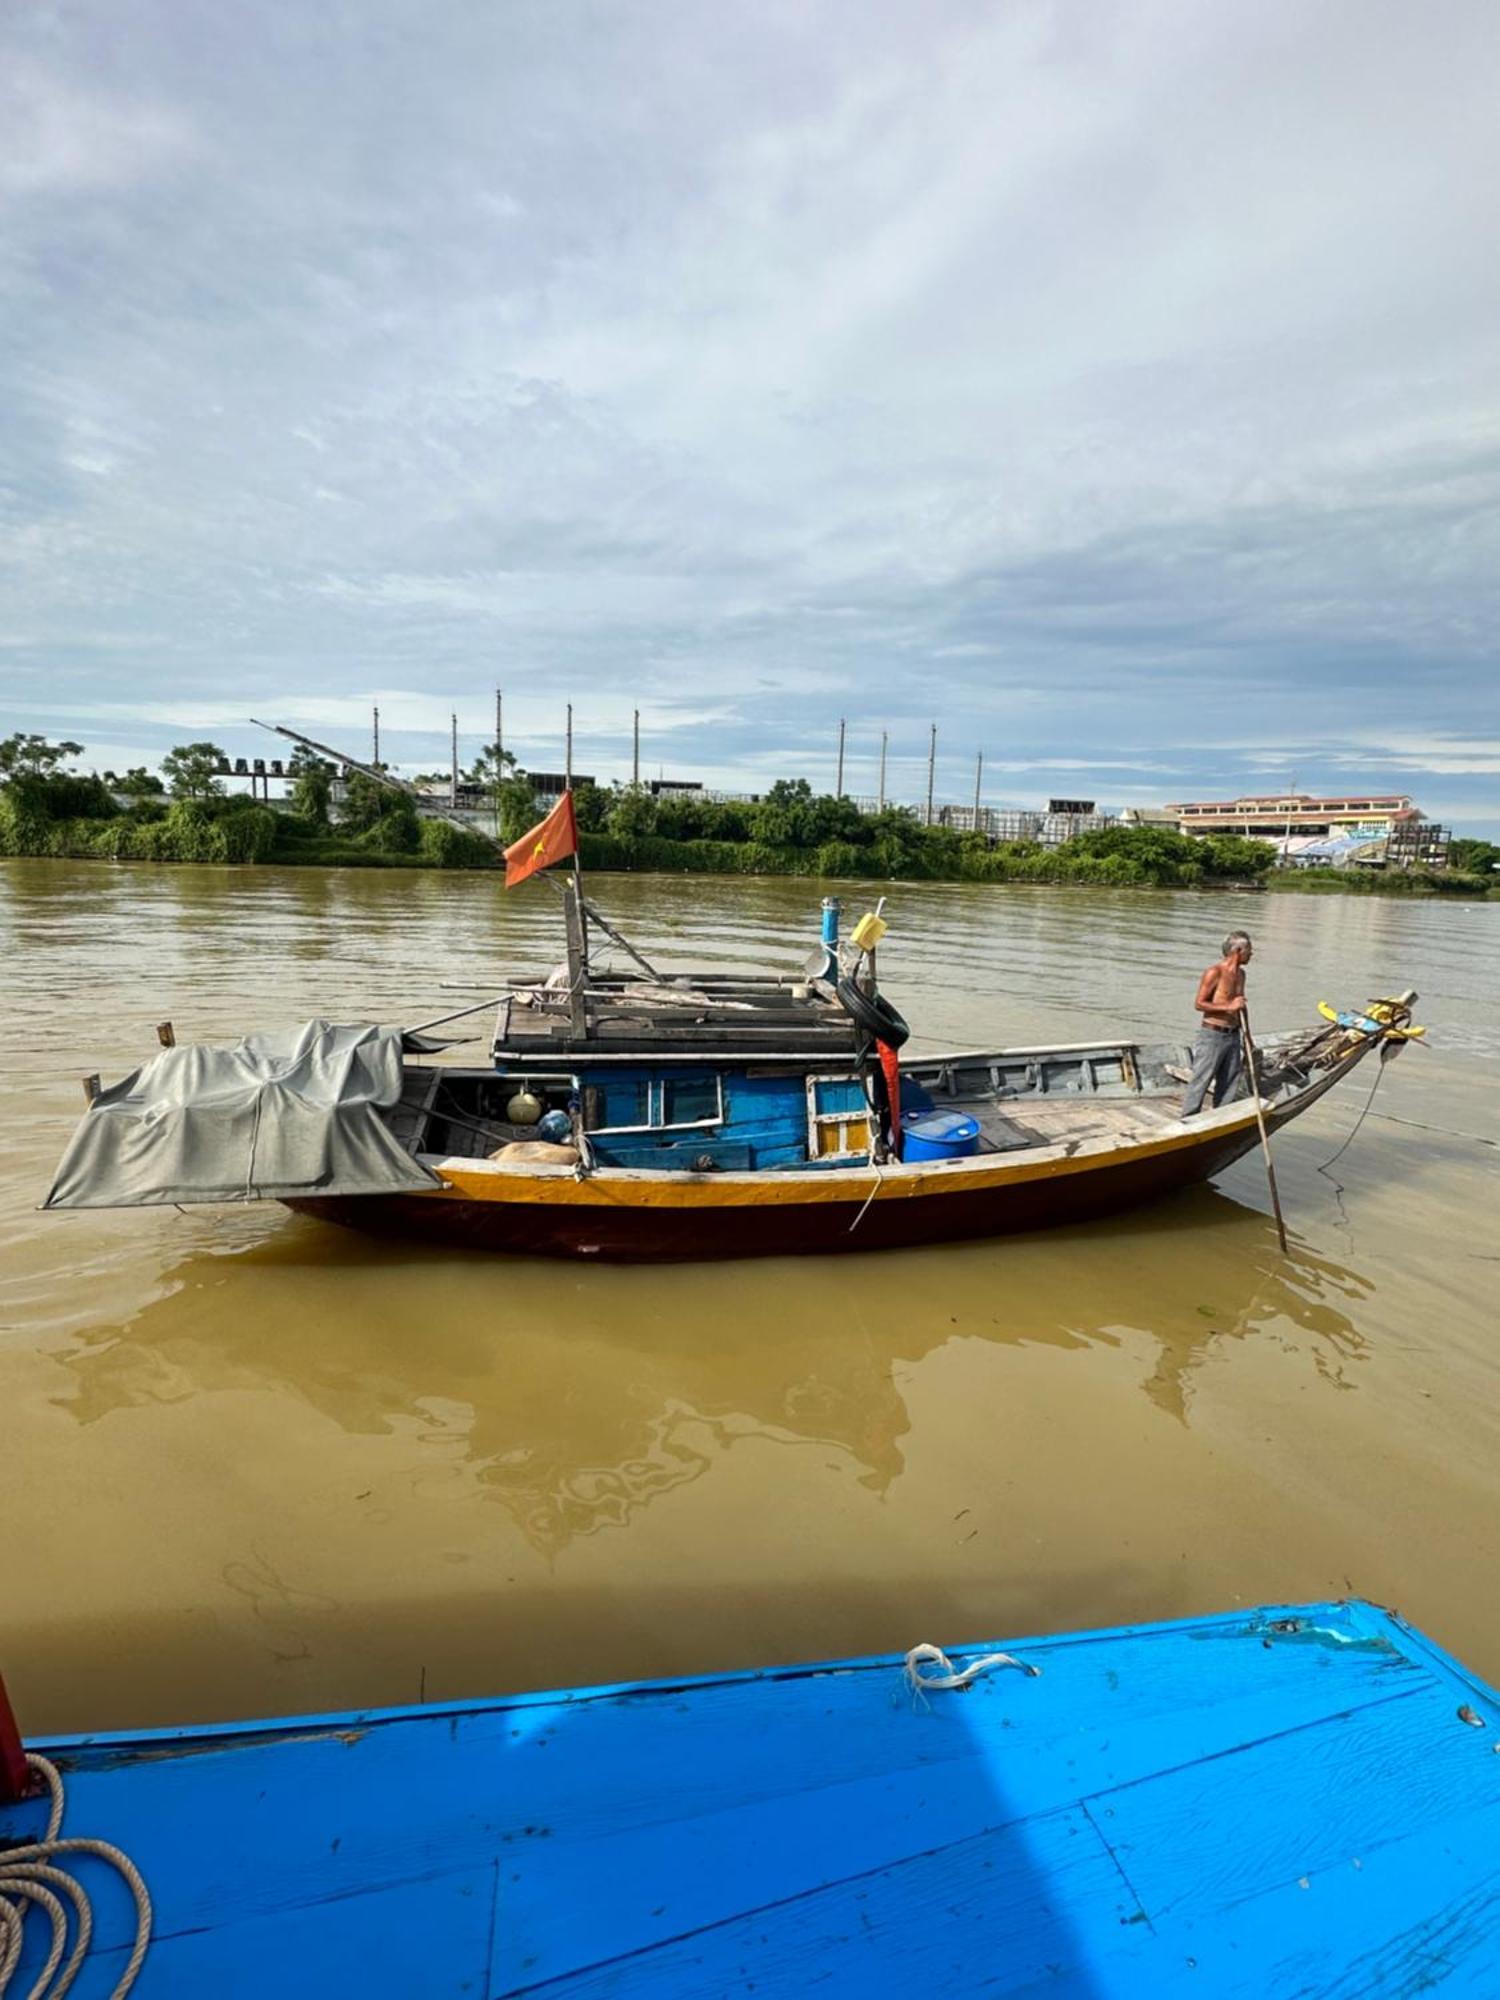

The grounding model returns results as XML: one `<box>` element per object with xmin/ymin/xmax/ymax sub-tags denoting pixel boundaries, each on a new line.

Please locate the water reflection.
<box><xmin>52</xmin><ymin>1188</ymin><xmax>1372</xmax><ymax>1555</ymax></box>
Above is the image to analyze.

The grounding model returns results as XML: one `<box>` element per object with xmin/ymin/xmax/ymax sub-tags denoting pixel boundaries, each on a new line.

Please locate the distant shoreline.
<box><xmin>1</xmin><ymin>843</ymin><xmax>1489</xmax><ymax>899</ymax></box>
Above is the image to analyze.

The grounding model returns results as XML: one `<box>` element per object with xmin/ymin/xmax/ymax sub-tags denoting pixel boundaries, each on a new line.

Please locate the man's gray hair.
<box><xmin>1222</xmin><ymin>930</ymin><xmax>1253</xmax><ymax>956</ymax></box>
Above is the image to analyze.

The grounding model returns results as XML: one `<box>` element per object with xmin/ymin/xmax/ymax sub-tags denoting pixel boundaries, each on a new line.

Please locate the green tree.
<box><xmin>113</xmin><ymin>767</ymin><xmax>165</xmax><ymax>798</ymax></box>
<box><xmin>287</xmin><ymin>745</ymin><xmax>334</xmax><ymax>824</ymax></box>
<box><xmin>607</xmin><ymin>784</ymin><xmax>657</xmax><ymax>841</ymax></box>
<box><xmin>0</xmin><ymin>733</ymin><xmax>84</xmax><ymax>780</ymax></box>
<box><xmin>465</xmin><ymin>741</ymin><xmax>517</xmax><ymax>789</ymax></box>
<box><xmin>753</xmin><ymin>778</ymin><xmax>817</xmax><ymax>847</ymax></box>
<box><xmin>161</xmin><ymin>742</ymin><xmax>226</xmax><ymax>799</ymax></box>
<box><xmin>572</xmin><ymin>780</ymin><xmax>610</xmax><ymax>832</ymax></box>
<box><xmin>1452</xmin><ymin>838</ymin><xmax>1500</xmax><ymax>874</ymax></box>
<box><xmin>339</xmin><ymin>769</ymin><xmax>407</xmax><ymax>834</ymax></box>
<box><xmin>497</xmin><ymin>772</ymin><xmax>539</xmax><ymax>843</ymax></box>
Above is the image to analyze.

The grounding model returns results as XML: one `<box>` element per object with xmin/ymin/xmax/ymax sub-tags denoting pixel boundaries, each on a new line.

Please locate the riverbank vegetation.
<box><xmin>0</xmin><ymin>734</ymin><xmax>1489</xmax><ymax>895</ymax></box>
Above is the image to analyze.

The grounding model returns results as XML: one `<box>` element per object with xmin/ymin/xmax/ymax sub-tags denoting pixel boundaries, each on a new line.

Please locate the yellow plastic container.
<box><xmin>849</xmin><ymin>910</ymin><xmax>888</xmax><ymax>952</ymax></box>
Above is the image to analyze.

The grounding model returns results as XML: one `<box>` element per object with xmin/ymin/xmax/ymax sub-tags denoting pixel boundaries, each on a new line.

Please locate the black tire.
<box><xmin>835</xmin><ymin>975</ymin><xmax>911</xmax><ymax>1050</ymax></box>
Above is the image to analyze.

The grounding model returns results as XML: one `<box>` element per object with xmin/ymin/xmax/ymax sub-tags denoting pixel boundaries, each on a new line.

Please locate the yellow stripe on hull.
<box><xmin>425</xmin><ymin>1103</ymin><xmax>1272</xmax><ymax>1210</ymax></box>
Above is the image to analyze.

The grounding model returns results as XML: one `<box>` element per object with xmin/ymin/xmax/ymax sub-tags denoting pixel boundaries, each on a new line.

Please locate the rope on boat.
<box><xmin>1315</xmin><ymin>1045</ymin><xmax>1394</xmax><ymax>1177</ymax></box>
<box><xmin>903</xmin><ymin>1643</ymin><xmax>1040</xmax><ymax>1698</ymax></box>
<box><xmin>0</xmin><ymin>1755</ymin><xmax>152</xmax><ymax>1999</ymax></box>
<box><xmin>847</xmin><ymin>1159</ymin><xmax>885</xmax><ymax>1234</ymax></box>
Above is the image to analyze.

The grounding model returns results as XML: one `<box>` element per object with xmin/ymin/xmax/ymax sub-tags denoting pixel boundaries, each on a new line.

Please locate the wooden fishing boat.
<box><xmin>43</xmin><ymin>880</ymin><xmax>1423</xmax><ymax>1260</ymax></box>
<box><xmin>281</xmin><ymin>999</ymin><xmax>1418</xmax><ymax>1259</ymax></box>
<box><xmin>4</xmin><ymin>1597</ymin><xmax>1496</xmax><ymax>1995</ymax></box>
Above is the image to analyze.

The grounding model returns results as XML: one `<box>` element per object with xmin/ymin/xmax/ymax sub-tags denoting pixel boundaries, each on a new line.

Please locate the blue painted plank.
<box><xmin>80</xmin><ymin>1865</ymin><xmax>497</xmax><ymax>1998</ymax></box>
<box><xmin>495</xmin><ymin>1679</ymin><xmax>1446</xmax><ymax>1986</ymax></box>
<box><xmin>514</xmin><ymin>1804</ymin><xmax>1133</xmax><ymax>1998</ymax></box>
<box><xmin>1153</xmin><ymin>1801</ymin><xmax>1500</xmax><ymax>1998</ymax></box>
<box><xmin>1097</xmin><ymin>1681</ymin><xmax>1500</xmax><ymax>1921</ymax></box>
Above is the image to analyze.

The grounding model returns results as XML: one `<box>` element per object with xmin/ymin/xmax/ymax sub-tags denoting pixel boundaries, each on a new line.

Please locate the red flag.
<box><xmin>504</xmin><ymin>791</ymin><xmax>579</xmax><ymax>888</ymax></box>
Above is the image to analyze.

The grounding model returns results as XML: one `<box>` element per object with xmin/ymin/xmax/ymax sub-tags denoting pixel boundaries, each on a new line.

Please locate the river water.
<box><xmin>2</xmin><ymin>857</ymin><xmax>1497</xmax><ymax>1732</ymax></box>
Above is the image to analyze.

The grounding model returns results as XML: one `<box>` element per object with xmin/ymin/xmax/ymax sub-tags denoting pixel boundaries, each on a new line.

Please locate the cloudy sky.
<box><xmin>3</xmin><ymin>0</ymin><xmax>1498</xmax><ymax>827</ymax></box>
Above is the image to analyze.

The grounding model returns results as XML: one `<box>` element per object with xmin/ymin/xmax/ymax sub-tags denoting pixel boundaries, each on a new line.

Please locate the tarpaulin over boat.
<box><xmin>43</xmin><ymin>1020</ymin><xmax>441</xmax><ymax>1209</ymax></box>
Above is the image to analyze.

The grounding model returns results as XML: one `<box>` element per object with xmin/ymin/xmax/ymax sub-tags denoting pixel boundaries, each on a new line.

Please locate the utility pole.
<box><xmin>632</xmin><ymin>708</ymin><xmax>640</xmax><ymax>788</ymax></box>
<box><xmin>450</xmin><ymin>712</ymin><xmax>459</xmax><ymax>808</ymax></box>
<box><xmin>372</xmin><ymin>705</ymin><xmax>380</xmax><ymax>770</ymax></box>
<box><xmin>973</xmin><ymin>749</ymin><xmax>983</xmax><ymax>829</ymax></box>
<box><xmin>502</xmin><ymin>692</ymin><xmax>516</xmax><ymax>840</ymax></box>
<box><xmin>565</xmin><ymin>703</ymin><xmax>573</xmax><ymax>790</ymax></box>
<box><xmin>835</xmin><ymin>717</ymin><xmax>846</xmax><ymax>799</ymax></box>
<box><xmin>878</xmin><ymin>730</ymin><xmax>887</xmax><ymax>811</ymax></box>
<box><xmin>926</xmin><ymin>723</ymin><xmax>937</xmax><ymax>827</ymax></box>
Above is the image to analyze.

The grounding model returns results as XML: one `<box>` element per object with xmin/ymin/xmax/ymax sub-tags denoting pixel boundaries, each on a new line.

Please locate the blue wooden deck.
<box><xmin>6</xmin><ymin>1599</ymin><xmax>1499</xmax><ymax>1995</ymax></box>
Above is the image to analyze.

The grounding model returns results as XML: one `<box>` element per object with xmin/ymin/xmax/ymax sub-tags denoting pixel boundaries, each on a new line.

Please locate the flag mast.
<box><xmin>563</xmin><ymin>702</ymin><xmax>589</xmax><ymax>982</ymax></box>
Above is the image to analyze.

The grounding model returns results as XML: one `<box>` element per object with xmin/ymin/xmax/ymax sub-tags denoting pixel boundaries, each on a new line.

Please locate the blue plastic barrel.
<box><xmin>901</xmin><ymin>1110</ymin><xmax>981</xmax><ymax>1161</ymax></box>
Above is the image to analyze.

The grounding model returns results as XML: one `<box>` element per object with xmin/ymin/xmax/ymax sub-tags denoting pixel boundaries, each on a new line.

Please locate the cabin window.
<box><xmin>661</xmin><ymin>1076</ymin><xmax>722</xmax><ymax>1127</ymax></box>
<box><xmin>586</xmin><ymin>1074</ymin><xmax>723</xmax><ymax>1134</ymax></box>
<box><xmin>592</xmin><ymin>1078</ymin><xmax>652</xmax><ymax>1130</ymax></box>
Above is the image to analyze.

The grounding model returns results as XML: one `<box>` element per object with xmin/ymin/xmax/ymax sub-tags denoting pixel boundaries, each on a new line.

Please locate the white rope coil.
<box><xmin>903</xmin><ymin>1642</ymin><xmax>1040</xmax><ymax>1696</ymax></box>
<box><xmin>0</xmin><ymin>1755</ymin><xmax>152</xmax><ymax>1998</ymax></box>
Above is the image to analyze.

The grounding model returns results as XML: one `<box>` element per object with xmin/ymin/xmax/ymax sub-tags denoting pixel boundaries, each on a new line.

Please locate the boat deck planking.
<box><xmin>4</xmin><ymin>1600</ymin><xmax>1495</xmax><ymax>1996</ymax></box>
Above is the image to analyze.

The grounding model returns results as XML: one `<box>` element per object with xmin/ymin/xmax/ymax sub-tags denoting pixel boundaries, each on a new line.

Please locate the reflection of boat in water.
<box><xmin>53</xmin><ymin>1189</ymin><xmax>1372</xmax><ymax>1556</ymax></box>
<box><xmin>5</xmin><ymin>1597</ymin><xmax>1498</xmax><ymax>1996</ymax></box>
<box><xmin>44</xmin><ymin>885</ymin><xmax>1424</xmax><ymax>1262</ymax></box>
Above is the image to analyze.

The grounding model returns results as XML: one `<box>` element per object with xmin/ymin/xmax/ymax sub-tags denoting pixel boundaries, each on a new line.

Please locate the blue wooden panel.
<box><xmin>518</xmin><ymin>1805</ymin><xmax>1132</xmax><ymax>1997</ymax></box>
<box><xmin>7</xmin><ymin>1603</ymin><xmax>1499</xmax><ymax>1997</ymax></box>
<box><xmin>85</xmin><ymin>1866</ymin><xmax>496</xmax><ymax>1998</ymax></box>
<box><xmin>583</xmin><ymin>1066</ymin><xmax>811</xmax><ymax>1169</ymax></box>
<box><xmin>1099</xmin><ymin>1680</ymin><xmax>1500</xmax><ymax>1922</ymax></box>
<box><xmin>1148</xmin><ymin>1804</ymin><xmax>1500</xmax><ymax>1998</ymax></box>
<box><xmin>811</xmin><ymin>1076</ymin><xmax>864</xmax><ymax>1115</ymax></box>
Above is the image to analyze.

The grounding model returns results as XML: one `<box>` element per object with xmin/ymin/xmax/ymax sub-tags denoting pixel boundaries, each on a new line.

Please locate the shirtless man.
<box><xmin>1181</xmin><ymin>931</ymin><xmax>1253</xmax><ymax>1116</ymax></box>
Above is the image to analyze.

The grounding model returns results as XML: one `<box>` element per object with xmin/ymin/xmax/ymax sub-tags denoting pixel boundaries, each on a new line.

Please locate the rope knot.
<box><xmin>903</xmin><ymin>1642</ymin><xmax>1040</xmax><ymax>1701</ymax></box>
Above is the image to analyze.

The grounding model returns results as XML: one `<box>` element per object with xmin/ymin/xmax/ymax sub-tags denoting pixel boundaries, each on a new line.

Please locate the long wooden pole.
<box><xmin>1240</xmin><ymin>1008</ymin><xmax>1289</xmax><ymax>1254</ymax></box>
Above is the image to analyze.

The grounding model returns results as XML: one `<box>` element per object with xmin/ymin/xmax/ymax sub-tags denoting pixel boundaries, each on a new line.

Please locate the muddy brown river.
<box><xmin>2</xmin><ymin>857</ymin><xmax>1496</xmax><ymax>1732</ymax></box>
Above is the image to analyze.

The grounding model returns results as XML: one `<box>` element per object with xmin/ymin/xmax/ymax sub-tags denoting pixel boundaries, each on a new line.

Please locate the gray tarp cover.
<box><xmin>44</xmin><ymin>1019</ymin><xmax>441</xmax><ymax>1208</ymax></box>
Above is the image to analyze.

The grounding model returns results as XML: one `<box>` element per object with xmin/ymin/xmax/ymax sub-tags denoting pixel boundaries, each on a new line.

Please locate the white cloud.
<box><xmin>0</xmin><ymin>58</ymin><xmax>192</xmax><ymax>201</ymax></box>
<box><xmin>0</xmin><ymin>0</ymin><xmax>1497</xmax><ymax>828</ymax></box>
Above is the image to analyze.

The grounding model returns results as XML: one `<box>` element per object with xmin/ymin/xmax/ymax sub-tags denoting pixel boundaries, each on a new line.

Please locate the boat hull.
<box><xmin>284</xmin><ymin>1060</ymin><xmax>1351</xmax><ymax>1261</ymax></box>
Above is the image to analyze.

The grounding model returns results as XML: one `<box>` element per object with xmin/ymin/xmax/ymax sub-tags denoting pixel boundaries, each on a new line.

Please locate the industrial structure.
<box><xmin>174</xmin><ymin>718</ymin><xmax>1455</xmax><ymax>873</ymax></box>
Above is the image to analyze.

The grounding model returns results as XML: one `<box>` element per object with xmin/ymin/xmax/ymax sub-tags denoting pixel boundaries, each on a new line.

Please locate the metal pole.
<box><xmin>926</xmin><ymin>723</ymin><xmax>936</xmax><ymax>827</ymax></box>
<box><xmin>565</xmin><ymin>700</ymin><xmax>587</xmax><ymax>975</ymax></box>
<box><xmin>632</xmin><ymin>708</ymin><xmax>640</xmax><ymax>788</ymax></box>
<box><xmin>835</xmin><ymin>717</ymin><xmax>845</xmax><ymax>799</ymax></box>
<box><xmin>878</xmin><ymin>731</ymin><xmax>887</xmax><ymax>811</ymax></box>
<box><xmin>502</xmin><ymin>692</ymin><xmax>516</xmax><ymax>840</ymax></box>
<box><xmin>1239</xmin><ymin>1009</ymin><xmax>1290</xmax><ymax>1255</ymax></box>
<box><xmin>450</xmin><ymin>712</ymin><xmax>458</xmax><ymax>808</ymax></box>
<box><xmin>973</xmin><ymin>749</ymin><xmax>983</xmax><ymax>828</ymax></box>
<box><xmin>372</xmin><ymin>704</ymin><xmax>380</xmax><ymax>770</ymax></box>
